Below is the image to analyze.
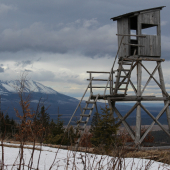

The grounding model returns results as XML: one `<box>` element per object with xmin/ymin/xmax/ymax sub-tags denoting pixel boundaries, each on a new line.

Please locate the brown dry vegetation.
<box><xmin>123</xmin><ymin>149</ymin><xmax>170</xmax><ymax>165</ymax></box>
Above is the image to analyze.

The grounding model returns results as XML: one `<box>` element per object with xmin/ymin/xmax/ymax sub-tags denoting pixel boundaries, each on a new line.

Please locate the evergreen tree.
<box><xmin>45</xmin><ymin>108</ymin><xmax>65</xmax><ymax>144</ymax></box>
<box><xmin>0</xmin><ymin>112</ymin><xmax>17</xmax><ymax>137</ymax></box>
<box><xmin>90</xmin><ymin>111</ymin><xmax>100</xmax><ymax>132</ymax></box>
<box><xmin>0</xmin><ymin>112</ymin><xmax>5</xmax><ymax>133</ymax></box>
<box><xmin>38</xmin><ymin>106</ymin><xmax>50</xmax><ymax>128</ymax></box>
<box><xmin>4</xmin><ymin>114</ymin><xmax>10</xmax><ymax>133</ymax></box>
<box><xmin>90</xmin><ymin>105</ymin><xmax>119</xmax><ymax>152</ymax></box>
<box><xmin>36</xmin><ymin>105</ymin><xmax>50</xmax><ymax>137</ymax></box>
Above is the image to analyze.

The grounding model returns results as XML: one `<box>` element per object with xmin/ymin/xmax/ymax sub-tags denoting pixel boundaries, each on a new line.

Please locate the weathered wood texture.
<box><xmin>158</xmin><ymin>62</ymin><xmax>170</xmax><ymax>130</ymax></box>
<box><xmin>135</xmin><ymin>62</ymin><xmax>142</xmax><ymax>145</ymax></box>
<box><xmin>117</xmin><ymin>18</ymin><xmax>130</xmax><ymax>58</ymax></box>
<box><xmin>138</xmin><ymin>10</ymin><xmax>161</xmax><ymax>57</ymax></box>
<box><xmin>139</xmin><ymin>35</ymin><xmax>160</xmax><ymax>56</ymax></box>
<box><xmin>116</xmin><ymin>9</ymin><xmax>161</xmax><ymax>57</ymax></box>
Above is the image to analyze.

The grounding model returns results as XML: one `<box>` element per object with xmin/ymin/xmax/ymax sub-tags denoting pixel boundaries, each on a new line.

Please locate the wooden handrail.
<box><xmin>116</xmin><ymin>34</ymin><xmax>146</xmax><ymax>38</ymax></box>
<box><xmin>87</xmin><ymin>71</ymin><xmax>111</xmax><ymax>73</ymax></box>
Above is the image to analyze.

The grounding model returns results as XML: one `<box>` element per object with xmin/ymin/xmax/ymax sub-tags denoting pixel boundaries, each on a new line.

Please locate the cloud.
<box><xmin>0</xmin><ymin>20</ymin><xmax>117</xmax><ymax>56</ymax></box>
<box><xmin>0</xmin><ymin>0</ymin><xmax>170</xmax><ymax>99</ymax></box>
<box><xmin>25</xmin><ymin>69</ymin><xmax>32</xmax><ymax>72</ymax></box>
<box><xmin>16</xmin><ymin>60</ymin><xmax>33</xmax><ymax>67</ymax></box>
<box><xmin>0</xmin><ymin>3</ymin><xmax>16</xmax><ymax>15</ymax></box>
<box><xmin>161</xmin><ymin>21</ymin><xmax>168</xmax><ymax>26</ymax></box>
<box><xmin>0</xmin><ymin>67</ymin><xmax>4</xmax><ymax>73</ymax></box>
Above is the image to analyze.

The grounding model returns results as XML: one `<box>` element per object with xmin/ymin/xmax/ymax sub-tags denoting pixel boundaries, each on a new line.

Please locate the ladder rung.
<box><xmin>79</xmin><ymin>127</ymin><xmax>84</xmax><ymax>131</ymax></box>
<box><xmin>122</xmin><ymin>63</ymin><xmax>132</xmax><ymax>65</ymax></box>
<box><xmin>119</xmin><ymin>62</ymin><xmax>132</xmax><ymax>65</ymax></box>
<box><xmin>120</xmin><ymin>69</ymin><xmax>130</xmax><ymax>71</ymax></box>
<box><xmin>113</xmin><ymin>88</ymin><xmax>127</xmax><ymax>90</ymax></box>
<box><xmin>115</xmin><ymin>76</ymin><xmax>128</xmax><ymax>78</ymax></box>
<box><xmin>123</xmin><ymin>43</ymin><xmax>144</xmax><ymax>47</ymax></box>
<box><xmin>90</xmin><ymin>86</ymin><xmax>111</xmax><ymax>88</ymax></box>
<box><xmin>86</xmin><ymin>101</ymin><xmax>96</xmax><ymax>104</ymax></box>
<box><xmin>87</xmin><ymin>79</ymin><xmax>108</xmax><ymax>81</ymax></box>
<box><xmin>78</xmin><ymin>121</ymin><xmax>87</xmax><ymax>124</ymax></box>
<box><xmin>114</xmin><ymin>82</ymin><xmax>128</xmax><ymax>84</ymax></box>
<box><xmin>83</xmin><ymin>107</ymin><xmax>93</xmax><ymax>110</ymax></box>
<box><xmin>80</xmin><ymin>114</ymin><xmax>90</xmax><ymax>117</ymax></box>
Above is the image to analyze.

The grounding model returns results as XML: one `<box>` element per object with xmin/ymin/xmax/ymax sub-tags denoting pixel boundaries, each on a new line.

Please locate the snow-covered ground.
<box><xmin>1</xmin><ymin>143</ymin><xmax>170</xmax><ymax>170</ymax></box>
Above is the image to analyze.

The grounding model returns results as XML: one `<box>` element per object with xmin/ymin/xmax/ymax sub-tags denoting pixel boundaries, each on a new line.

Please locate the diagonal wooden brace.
<box><xmin>117</xmin><ymin>102</ymin><xmax>139</xmax><ymax>125</ymax></box>
<box><xmin>114</xmin><ymin>107</ymin><xmax>135</xmax><ymax>141</ymax></box>
<box><xmin>140</xmin><ymin>62</ymin><xmax>169</xmax><ymax>97</ymax></box>
<box><xmin>140</xmin><ymin>62</ymin><xmax>161</xmax><ymax>95</ymax></box>
<box><xmin>139</xmin><ymin>102</ymin><xmax>170</xmax><ymax>144</ymax></box>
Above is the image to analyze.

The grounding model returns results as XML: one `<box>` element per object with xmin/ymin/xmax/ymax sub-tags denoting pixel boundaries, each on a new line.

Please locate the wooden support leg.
<box><xmin>158</xmin><ymin>62</ymin><xmax>170</xmax><ymax>131</ymax></box>
<box><xmin>135</xmin><ymin>61</ymin><xmax>142</xmax><ymax>147</ymax></box>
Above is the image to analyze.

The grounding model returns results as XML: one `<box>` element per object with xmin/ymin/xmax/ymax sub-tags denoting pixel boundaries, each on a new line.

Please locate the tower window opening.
<box><xmin>141</xmin><ymin>24</ymin><xmax>157</xmax><ymax>35</ymax></box>
<box><xmin>131</xmin><ymin>30</ymin><xmax>137</xmax><ymax>40</ymax></box>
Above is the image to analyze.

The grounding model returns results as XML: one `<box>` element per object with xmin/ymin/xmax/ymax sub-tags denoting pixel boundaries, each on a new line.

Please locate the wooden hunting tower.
<box><xmin>114</xmin><ymin>6</ymin><xmax>162</xmax><ymax>58</ymax></box>
<box><xmin>67</xmin><ymin>6</ymin><xmax>170</xmax><ymax>148</ymax></box>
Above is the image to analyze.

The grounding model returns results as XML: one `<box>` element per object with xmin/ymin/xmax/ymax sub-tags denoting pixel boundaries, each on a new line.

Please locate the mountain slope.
<box><xmin>0</xmin><ymin>80</ymin><xmax>58</xmax><ymax>95</ymax></box>
<box><xmin>0</xmin><ymin>80</ymin><xmax>80</xmax><ymax>124</ymax></box>
<box><xmin>0</xmin><ymin>80</ymin><xmax>168</xmax><ymax>125</ymax></box>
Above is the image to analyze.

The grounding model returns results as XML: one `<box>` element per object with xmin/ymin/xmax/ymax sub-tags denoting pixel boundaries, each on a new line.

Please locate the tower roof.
<box><xmin>111</xmin><ymin>6</ymin><xmax>165</xmax><ymax>21</ymax></box>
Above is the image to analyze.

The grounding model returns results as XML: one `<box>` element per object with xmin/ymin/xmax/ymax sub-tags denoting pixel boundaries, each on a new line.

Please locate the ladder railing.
<box><xmin>104</xmin><ymin>34</ymin><xmax>146</xmax><ymax>96</ymax></box>
<box><xmin>104</xmin><ymin>35</ymin><xmax>125</xmax><ymax>96</ymax></box>
<box><xmin>87</xmin><ymin>71</ymin><xmax>114</xmax><ymax>94</ymax></box>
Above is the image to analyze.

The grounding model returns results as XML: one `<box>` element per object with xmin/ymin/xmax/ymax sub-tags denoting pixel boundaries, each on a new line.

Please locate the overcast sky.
<box><xmin>0</xmin><ymin>0</ymin><xmax>170</xmax><ymax>99</ymax></box>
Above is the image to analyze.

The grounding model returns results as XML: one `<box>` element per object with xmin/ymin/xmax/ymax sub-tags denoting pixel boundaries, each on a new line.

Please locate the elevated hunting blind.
<box><xmin>112</xmin><ymin>6</ymin><xmax>163</xmax><ymax>58</ymax></box>
<box><xmin>67</xmin><ymin>6</ymin><xmax>170</xmax><ymax>148</ymax></box>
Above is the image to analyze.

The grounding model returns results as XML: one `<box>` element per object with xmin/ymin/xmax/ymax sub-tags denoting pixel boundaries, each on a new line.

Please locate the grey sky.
<box><xmin>0</xmin><ymin>0</ymin><xmax>170</xmax><ymax>98</ymax></box>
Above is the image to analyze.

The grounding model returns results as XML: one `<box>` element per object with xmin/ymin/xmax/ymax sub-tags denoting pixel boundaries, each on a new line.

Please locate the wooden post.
<box><xmin>111</xmin><ymin>68</ymin><xmax>113</xmax><ymax>95</ymax></box>
<box><xmin>135</xmin><ymin>61</ymin><xmax>142</xmax><ymax>146</ymax></box>
<box><xmin>90</xmin><ymin>73</ymin><xmax>92</xmax><ymax>94</ymax></box>
<box><xmin>157</xmin><ymin>62</ymin><xmax>170</xmax><ymax>131</ymax></box>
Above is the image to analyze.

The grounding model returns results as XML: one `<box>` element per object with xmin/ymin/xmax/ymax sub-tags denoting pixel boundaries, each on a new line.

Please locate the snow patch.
<box><xmin>0</xmin><ymin>143</ymin><xmax>170</xmax><ymax>170</ymax></box>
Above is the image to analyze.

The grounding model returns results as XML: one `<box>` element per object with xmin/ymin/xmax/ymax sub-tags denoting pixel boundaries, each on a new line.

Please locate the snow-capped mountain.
<box><xmin>0</xmin><ymin>80</ymin><xmax>80</xmax><ymax>123</ymax></box>
<box><xmin>0</xmin><ymin>80</ymin><xmax>58</xmax><ymax>95</ymax></box>
<box><xmin>0</xmin><ymin>80</ymin><xmax>167</xmax><ymax>125</ymax></box>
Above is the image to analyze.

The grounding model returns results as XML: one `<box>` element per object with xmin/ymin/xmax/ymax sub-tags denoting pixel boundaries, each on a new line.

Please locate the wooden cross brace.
<box><xmin>139</xmin><ymin>61</ymin><xmax>169</xmax><ymax>97</ymax></box>
<box><xmin>110</xmin><ymin>99</ymin><xmax>170</xmax><ymax>145</ymax></box>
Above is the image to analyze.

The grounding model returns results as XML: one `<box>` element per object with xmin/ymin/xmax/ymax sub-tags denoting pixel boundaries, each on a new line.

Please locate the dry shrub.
<box><xmin>119</xmin><ymin>126</ymin><xmax>154</xmax><ymax>145</ymax></box>
<box><xmin>79</xmin><ymin>131</ymin><xmax>92</xmax><ymax>148</ymax></box>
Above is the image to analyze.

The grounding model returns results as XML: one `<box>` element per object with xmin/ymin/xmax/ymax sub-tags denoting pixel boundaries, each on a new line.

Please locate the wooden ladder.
<box><xmin>113</xmin><ymin>58</ymin><xmax>134</xmax><ymax>95</ymax></box>
<box><xmin>75</xmin><ymin>94</ymin><xmax>99</xmax><ymax>147</ymax></box>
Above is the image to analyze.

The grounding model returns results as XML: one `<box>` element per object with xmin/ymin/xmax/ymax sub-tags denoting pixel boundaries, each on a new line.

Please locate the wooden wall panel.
<box><xmin>117</xmin><ymin>17</ymin><xmax>130</xmax><ymax>58</ymax></box>
<box><xmin>139</xmin><ymin>35</ymin><xmax>160</xmax><ymax>56</ymax></box>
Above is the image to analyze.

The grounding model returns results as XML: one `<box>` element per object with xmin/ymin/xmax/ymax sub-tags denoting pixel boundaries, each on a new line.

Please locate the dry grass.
<box><xmin>124</xmin><ymin>149</ymin><xmax>170</xmax><ymax>165</ymax></box>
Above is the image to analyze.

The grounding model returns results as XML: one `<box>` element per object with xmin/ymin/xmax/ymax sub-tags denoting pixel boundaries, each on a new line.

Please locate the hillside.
<box><xmin>0</xmin><ymin>80</ymin><xmax>168</xmax><ymax>125</ymax></box>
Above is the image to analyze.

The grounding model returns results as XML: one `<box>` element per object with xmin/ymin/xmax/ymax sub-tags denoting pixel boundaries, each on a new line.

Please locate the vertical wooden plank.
<box><xmin>137</xmin><ymin>14</ymin><xmax>141</xmax><ymax>56</ymax></box>
<box><xmin>139</xmin><ymin>10</ymin><xmax>161</xmax><ymax>57</ymax></box>
<box><xmin>90</xmin><ymin>73</ymin><xmax>92</xmax><ymax>94</ymax></box>
<box><xmin>117</xmin><ymin>17</ymin><xmax>129</xmax><ymax>58</ymax></box>
<box><xmin>140</xmin><ymin>10</ymin><xmax>160</xmax><ymax>25</ymax></box>
<box><xmin>157</xmin><ymin>10</ymin><xmax>161</xmax><ymax>56</ymax></box>
<box><xmin>135</xmin><ymin>61</ymin><xmax>142</xmax><ymax>146</ymax></box>
<box><xmin>111</xmin><ymin>68</ymin><xmax>113</xmax><ymax>95</ymax></box>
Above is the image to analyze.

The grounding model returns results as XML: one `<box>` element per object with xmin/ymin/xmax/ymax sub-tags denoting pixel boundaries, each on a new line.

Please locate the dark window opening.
<box><xmin>130</xmin><ymin>16</ymin><xmax>137</xmax><ymax>30</ymax></box>
<box><xmin>141</xmin><ymin>24</ymin><xmax>157</xmax><ymax>35</ymax></box>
